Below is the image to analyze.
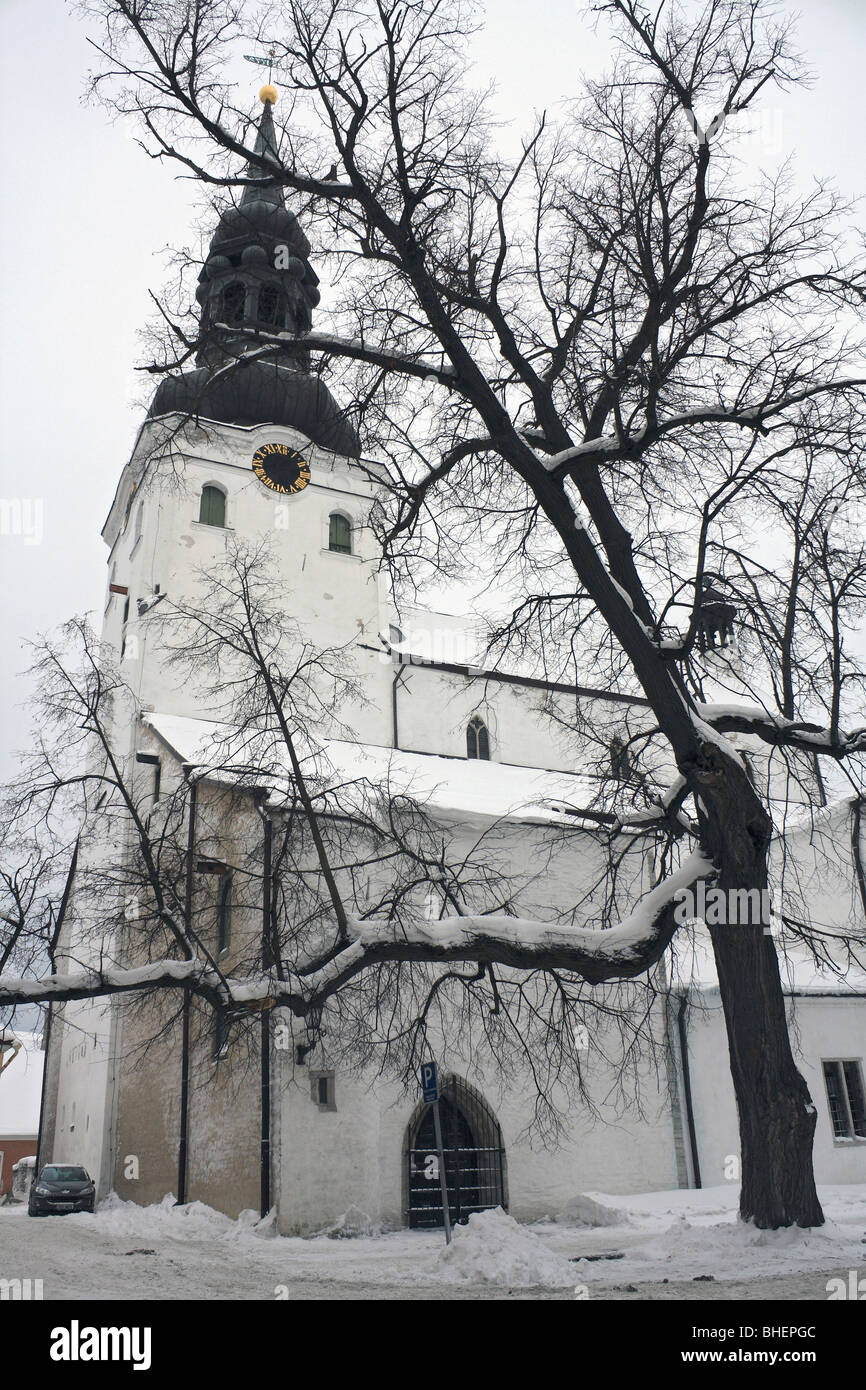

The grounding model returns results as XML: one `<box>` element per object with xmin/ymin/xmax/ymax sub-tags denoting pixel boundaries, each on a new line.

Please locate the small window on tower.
<box><xmin>310</xmin><ymin>1071</ymin><xmax>336</xmax><ymax>1111</ymax></box>
<box><xmin>199</xmin><ymin>486</ymin><xmax>226</xmax><ymax>528</ymax></box>
<box><xmin>258</xmin><ymin>285</ymin><xmax>287</xmax><ymax>328</ymax></box>
<box><xmin>136</xmin><ymin>751</ymin><xmax>162</xmax><ymax>803</ymax></box>
<box><xmin>466</xmin><ymin>716</ymin><xmax>490</xmax><ymax>761</ymax></box>
<box><xmin>222</xmin><ymin>281</ymin><xmax>246</xmax><ymax>324</ymax></box>
<box><xmin>328</xmin><ymin>513</ymin><xmax>352</xmax><ymax>554</ymax></box>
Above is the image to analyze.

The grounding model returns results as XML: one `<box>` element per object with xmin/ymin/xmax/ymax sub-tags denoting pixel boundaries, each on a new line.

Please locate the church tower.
<box><xmin>149</xmin><ymin>93</ymin><xmax>358</xmax><ymax>455</ymax></box>
<box><xmin>96</xmin><ymin>87</ymin><xmax>393</xmax><ymax>744</ymax></box>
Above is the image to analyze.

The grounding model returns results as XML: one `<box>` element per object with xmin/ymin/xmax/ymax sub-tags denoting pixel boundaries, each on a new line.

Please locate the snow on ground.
<box><xmin>539</xmin><ymin>1184</ymin><xmax>866</xmax><ymax>1287</ymax></box>
<box><xmin>1</xmin><ymin>1183</ymin><xmax>864</xmax><ymax>1300</ymax></box>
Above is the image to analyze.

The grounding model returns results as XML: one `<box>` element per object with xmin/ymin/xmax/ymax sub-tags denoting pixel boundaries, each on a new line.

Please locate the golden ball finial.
<box><xmin>259</xmin><ymin>84</ymin><xmax>278</xmax><ymax>105</ymax></box>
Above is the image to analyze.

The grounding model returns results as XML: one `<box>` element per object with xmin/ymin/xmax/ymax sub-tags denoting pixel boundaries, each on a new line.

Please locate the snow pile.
<box><xmin>313</xmin><ymin>1205</ymin><xmax>393</xmax><ymax>1239</ymax></box>
<box><xmin>81</xmin><ymin>1192</ymin><xmax>237</xmax><ymax>1241</ymax></box>
<box><xmin>438</xmin><ymin>1207</ymin><xmax>576</xmax><ymax>1287</ymax></box>
<box><xmin>556</xmin><ymin>1193</ymin><xmax>630</xmax><ymax>1228</ymax></box>
<box><xmin>77</xmin><ymin>1194</ymin><xmax>285</xmax><ymax>1246</ymax></box>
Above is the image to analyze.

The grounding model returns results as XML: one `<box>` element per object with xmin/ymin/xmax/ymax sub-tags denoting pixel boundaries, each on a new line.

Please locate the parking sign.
<box><xmin>421</xmin><ymin>1060</ymin><xmax>439</xmax><ymax>1103</ymax></box>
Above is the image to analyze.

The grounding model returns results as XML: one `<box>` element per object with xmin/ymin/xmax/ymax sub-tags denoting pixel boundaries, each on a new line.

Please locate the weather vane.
<box><xmin>243</xmin><ymin>46</ymin><xmax>278</xmax><ymax>84</ymax></box>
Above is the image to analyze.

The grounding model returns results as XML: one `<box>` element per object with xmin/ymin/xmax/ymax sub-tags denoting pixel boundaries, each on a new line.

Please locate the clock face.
<box><xmin>251</xmin><ymin>442</ymin><xmax>311</xmax><ymax>495</ymax></box>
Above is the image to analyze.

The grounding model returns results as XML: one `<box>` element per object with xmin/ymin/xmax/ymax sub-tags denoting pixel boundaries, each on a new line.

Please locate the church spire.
<box><xmin>194</xmin><ymin>85</ymin><xmax>321</xmax><ymax>354</ymax></box>
<box><xmin>241</xmin><ymin>89</ymin><xmax>282</xmax><ymax>208</ymax></box>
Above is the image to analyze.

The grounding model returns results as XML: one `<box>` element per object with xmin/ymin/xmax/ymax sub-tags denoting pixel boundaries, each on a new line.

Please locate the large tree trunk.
<box><xmin>697</xmin><ymin>744</ymin><xmax>824</xmax><ymax>1228</ymax></box>
<box><xmin>710</xmin><ymin>923</ymin><xmax>823</xmax><ymax>1228</ymax></box>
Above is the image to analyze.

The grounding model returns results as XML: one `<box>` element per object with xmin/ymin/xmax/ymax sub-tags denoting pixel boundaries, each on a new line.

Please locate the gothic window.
<box><xmin>217</xmin><ymin>873</ymin><xmax>233</xmax><ymax>956</ymax></box>
<box><xmin>257</xmin><ymin>285</ymin><xmax>287</xmax><ymax>328</ymax></box>
<box><xmin>199</xmin><ymin>485</ymin><xmax>226</xmax><ymax>528</ymax></box>
<box><xmin>328</xmin><ymin>512</ymin><xmax>352</xmax><ymax>554</ymax></box>
<box><xmin>222</xmin><ymin>281</ymin><xmax>246</xmax><ymax>324</ymax></box>
<box><xmin>466</xmin><ymin>716</ymin><xmax>490</xmax><ymax>761</ymax></box>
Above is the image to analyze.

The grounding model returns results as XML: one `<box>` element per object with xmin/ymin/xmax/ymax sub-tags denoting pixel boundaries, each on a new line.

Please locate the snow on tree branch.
<box><xmin>0</xmin><ymin>852</ymin><xmax>715</xmax><ymax>1009</ymax></box>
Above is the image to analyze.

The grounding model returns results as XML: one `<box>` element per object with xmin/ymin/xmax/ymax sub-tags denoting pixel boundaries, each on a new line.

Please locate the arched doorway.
<box><xmin>405</xmin><ymin>1075</ymin><xmax>507</xmax><ymax>1228</ymax></box>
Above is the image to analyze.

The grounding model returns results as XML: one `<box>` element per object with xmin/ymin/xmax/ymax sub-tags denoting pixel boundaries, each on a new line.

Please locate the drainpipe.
<box><xmin>34</xmin><ymin>1018</ymin><xmax>50</xmax><ymax>1178</ymax></box>
<box><xmin>677</xmin><ymin>992</ymin><xmax>702</xmax><ymax>1189</ymax></box>
<box><xmin>852</xmin><ymin>796</ymin><xmax>866</xmax><ymax>920</ymax></box>
<box><xmin>177</xmin><ymin>771</ymin><xmax>197</xmax><ymax>1206</ymax></box>
<box><xmin>260</xmin><ymin>812</ymin><xmax>273</xmax><ymax>1219</ymax></box>
<box><xmin>391</xmin><ymin>661</ymin><xmax>407</xmax><ymax>750</ymax></box>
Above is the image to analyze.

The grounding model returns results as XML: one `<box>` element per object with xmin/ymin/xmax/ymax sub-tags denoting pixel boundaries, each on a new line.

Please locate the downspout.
<box><xmin>852</xmin><ymin>796</ymin><xmax>866</xmax><ymax>921</ymax></box>
<box><xmin>177</xmin><ymin>772</ymin><xmax>197</xmax><ymax>1205</ymax></box>
<box><xmin>677</xmin><ymin>992</ymin><xmax>702</xmax><ymax>1189</ymax></box>
<box><xmin>34</xmin><ymin>1015</ymin><xmax>51</xmax><ymax>1179</ymax></box>
<box><xmin>391</xmin><ymin>661</ymin><xmax>407</xmax><ymax>750</ymax></box>
<box><xmin>260</xmin><ymin>812</ymin><xmax>273</xmax><ymax>1219</ymax></box>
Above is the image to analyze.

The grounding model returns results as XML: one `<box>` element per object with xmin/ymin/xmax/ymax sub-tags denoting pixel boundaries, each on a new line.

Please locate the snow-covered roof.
<box><xmin>143</xmin><ymin>712</ymin><xmax>603</xmax><ymax>825</ymax></box>
<box><xmin>673</xmin><ymin>933</ymin><xmax>866</xmax><ymax>997</ymax></box>
<box><xmin>0</xmin><ymin>1032</ymin><xmax>44</xmax><ymax>1137</ymax></box>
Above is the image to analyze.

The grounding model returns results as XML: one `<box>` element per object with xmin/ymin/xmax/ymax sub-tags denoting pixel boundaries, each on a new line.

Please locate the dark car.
<box><xmin>28</xmin><ymin>1164</ymin><xmax>96</xmax><ymax>1216</ymax></box>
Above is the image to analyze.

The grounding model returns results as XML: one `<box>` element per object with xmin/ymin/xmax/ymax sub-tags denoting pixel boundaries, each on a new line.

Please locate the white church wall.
<box><xmin>395</xmin><ymin>663</ymin><xmax>563</xmax><ymax>769</ymax></box>
<box><xmin>48</xmin><ymin>1002</ymin><xmax>115</xmax><ymax>1193</ymax></box>
<box><xmin>683</xmin><ymin>990</ymin><xmax>740</xmax><ymax>1190</ymax></box>
<box><xmin>686</xmin><ymin>987</ymin><xmax>866</xmax><ymax>1190</ymax></box>
<box><xmin>773</xmin><ymin>800</ymin><xmax>864</xmax><ymax>952</ymax></box>
<box><xmin>47</xmin><ymin>793</ymin><xmax>135</xmax><ymax>1196</ymax></box>
<box><xmin>275</xmin><ymin>999</ymin><xmax>680</xmax><ymax>1235</ymax></box>
<box><xmin>790</xmin><ymin>996</ymin><xmax>866</xmax><ymax>1184</ymax></box>
<box><xmin>389</xmin><ymin>661</ymin><xmax>636</xmax><ymax>776</ymax></box>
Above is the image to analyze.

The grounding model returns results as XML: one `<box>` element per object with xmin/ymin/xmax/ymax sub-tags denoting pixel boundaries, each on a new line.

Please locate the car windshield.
<box><xmin>40</xmin><ymin>1166</ymin><xmax>88</xmax><ymax>1182</ymax></box>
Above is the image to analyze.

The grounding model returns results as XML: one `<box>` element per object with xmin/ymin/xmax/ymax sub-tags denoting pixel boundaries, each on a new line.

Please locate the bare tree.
<box><xmin>3</xmin><ymin>0</ymin><xmax>865</xmax><ymax>1226</ymax></box>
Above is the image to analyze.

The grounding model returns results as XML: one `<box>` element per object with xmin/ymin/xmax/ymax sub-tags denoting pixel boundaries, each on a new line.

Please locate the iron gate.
<box><xmin>406</xmin><ymin>1075</ymin><xmax>506</xmax><ymax>1228</ymax></box>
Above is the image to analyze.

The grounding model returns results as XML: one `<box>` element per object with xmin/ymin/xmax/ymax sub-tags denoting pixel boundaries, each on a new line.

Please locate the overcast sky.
<box><xmin>0</xmin><ymin>0</ymin><xmax>864</xmax><ymax>775</ymax></box>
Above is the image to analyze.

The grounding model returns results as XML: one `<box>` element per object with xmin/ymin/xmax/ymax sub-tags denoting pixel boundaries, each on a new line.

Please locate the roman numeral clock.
<box><xmin>252</xmin><ymin>442</ymin><xmax>311</xmax><ymax>495</ymax></box>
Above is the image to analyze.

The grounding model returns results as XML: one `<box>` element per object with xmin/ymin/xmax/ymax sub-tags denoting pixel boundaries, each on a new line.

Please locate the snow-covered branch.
<box><xmin>696</xmin><ymin>703</ymin><xmax>866</xmax><ymax>759</ymax></box>
<box><xmin>538</xmin><ymin>379</ymin><xmax>866</xmax><ymax>473</ymax></box>
<box><xmin>0</xmin><ymin>853</ymin><xmax>714</xmax><ymax>1009</ymax></box>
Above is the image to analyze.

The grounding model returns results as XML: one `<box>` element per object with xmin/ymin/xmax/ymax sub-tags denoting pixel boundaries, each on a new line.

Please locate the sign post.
<box><xmin>420</xmin><ymin>1060</ymin><xmax>452</xmax><ymax>1244</ymax></box>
